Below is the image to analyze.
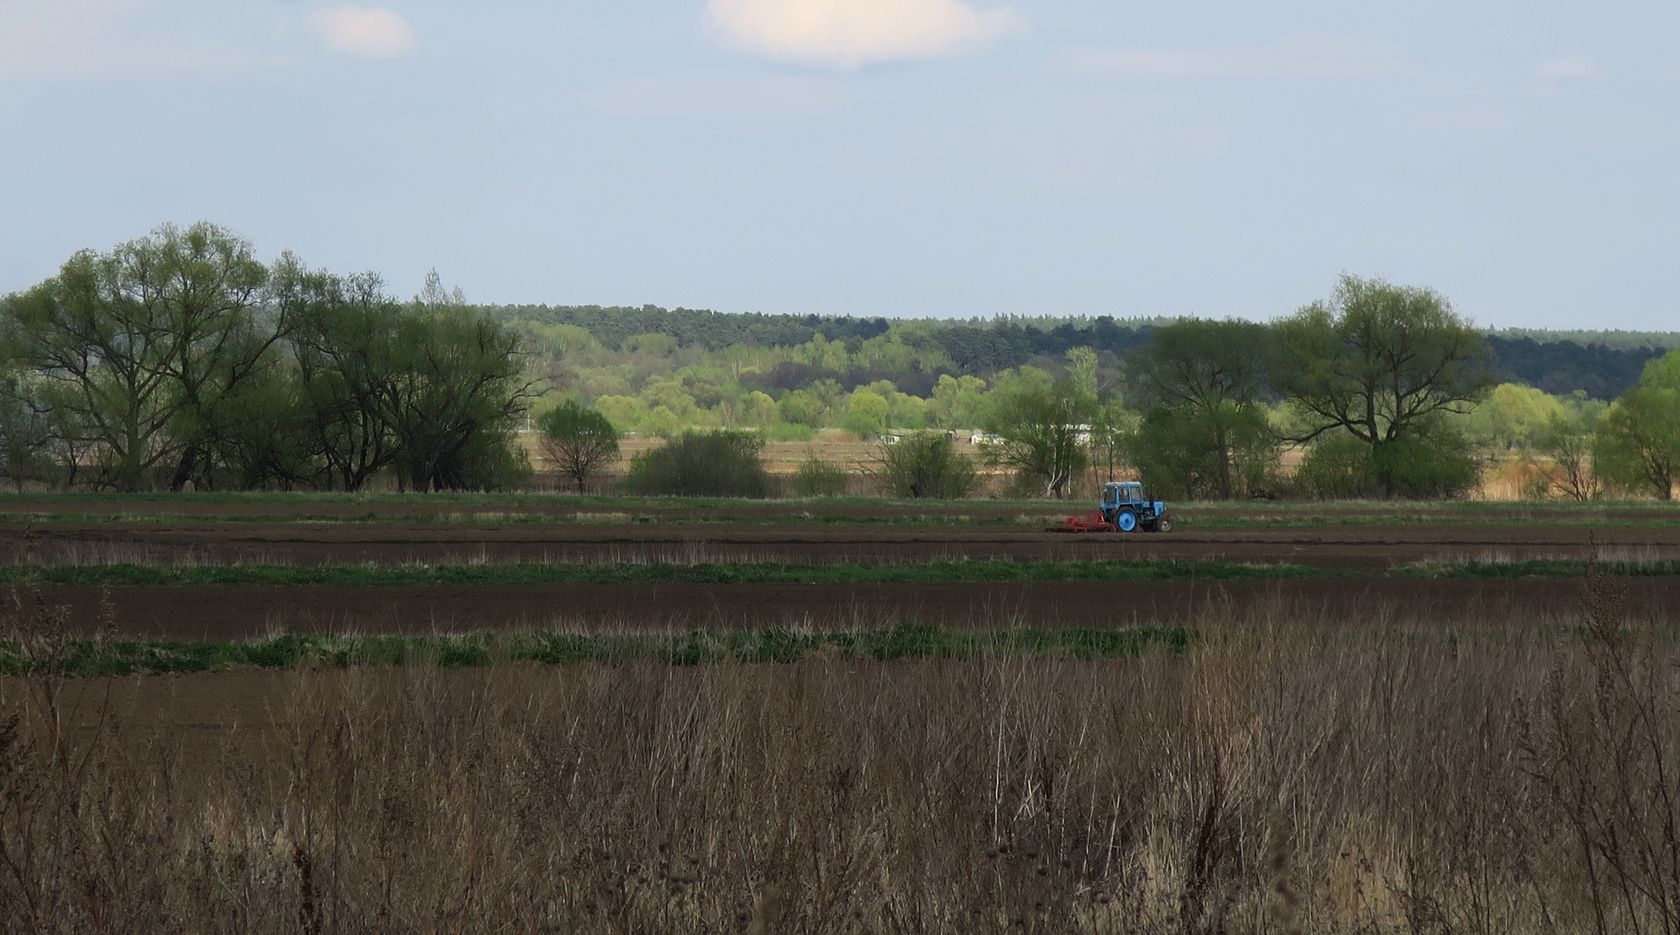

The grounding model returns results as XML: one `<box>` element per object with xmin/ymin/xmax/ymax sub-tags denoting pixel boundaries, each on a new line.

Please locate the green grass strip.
<box><xmin>1402</xmin><ymin>558</ymin><xmax>1680</xmax><ymax>579</ymax></box>
<box><xmin>0</xmin><ymin>624</ymin><xmax>1191</xmax><ymax>677</ymax></box>
<box><xmin>0</xmin><ymin>558</ymin><xmax>1320</xmax><ymax>588</ymax></box>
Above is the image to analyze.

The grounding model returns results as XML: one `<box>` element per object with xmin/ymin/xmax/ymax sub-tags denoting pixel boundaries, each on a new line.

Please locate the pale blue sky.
<box><xmin>2</xmin><ymin>1</ymin><xmax>1677</xmax><ymax>329</ymax></box>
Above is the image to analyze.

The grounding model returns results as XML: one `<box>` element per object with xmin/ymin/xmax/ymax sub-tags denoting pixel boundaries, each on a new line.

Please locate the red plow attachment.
<box><xmin>1047</xmin><ymin>513</ymin><xmax>1116</xmax><ymax>534</ymax></box>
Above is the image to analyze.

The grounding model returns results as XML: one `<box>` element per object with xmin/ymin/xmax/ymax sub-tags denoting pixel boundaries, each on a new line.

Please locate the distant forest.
<box><xmin>487</xmin><ymin>303</ymin><xmax>1679</xmax><ymax>400</ymax></box>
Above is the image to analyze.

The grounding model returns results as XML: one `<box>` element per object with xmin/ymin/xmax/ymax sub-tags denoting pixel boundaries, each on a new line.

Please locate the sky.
<box><xmin>2</xmin><ymin>0</ymin><xmax>1677</xmax><ymax>330</ymax></box>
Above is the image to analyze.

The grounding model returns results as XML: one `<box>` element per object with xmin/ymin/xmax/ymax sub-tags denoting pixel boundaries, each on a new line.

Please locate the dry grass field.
<box><xmin>3</xmin><ymin>494</ymin><xmax>1678</xmax><ymax>932</ymax></box>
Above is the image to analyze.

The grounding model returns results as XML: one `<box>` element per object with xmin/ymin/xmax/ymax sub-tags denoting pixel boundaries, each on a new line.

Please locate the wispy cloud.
<box><xmin>1533</xmin><ymin>53</ymin><xmax>1606</xmax><ymax>80</ymax></box>
<box><xmin>0</xmin><ymin>0</ymin><xmax>276</xmax><ymax>80</ymax></box>
<box><xmin>307</xmin><ymin>6</ymin><xmax>418</xmax><ymax>59</ymax></box>
<box><xmin>577</xmin><ymin>73</ymin><xmax>850</xmax><ymax>119</ymax></box>
<box><xmin>704</xmin><ymin>0</ymin><xmax>1017</xmax><ymax>69</ymax></box>
<box><xmin>1067</xmin><ymin>35</ymin><xmax>1410</xmax><ymax>79</ymax></box>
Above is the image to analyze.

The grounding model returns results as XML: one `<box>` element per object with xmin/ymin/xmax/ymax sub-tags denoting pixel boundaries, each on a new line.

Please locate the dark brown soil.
<box><xmin>5</xmin><ymin>500</ymin><xmax>1679</xmax><ymax>639</ymax></box>
<box><xmin>28</xmin><ymin>576</ymin><xmax>1678</xmax><ymax>639</ymax></box>
<box><xmin>3</xmin><ymin>519</ymin><xmax>1677</xmax><ymax>572</ymax></box>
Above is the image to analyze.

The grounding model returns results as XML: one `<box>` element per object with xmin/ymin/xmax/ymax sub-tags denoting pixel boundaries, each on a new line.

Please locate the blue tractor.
<box><xmin>1099</xmin><ymin>481</ymin><xmax>1171</xmax><ymax>533</ymax></box>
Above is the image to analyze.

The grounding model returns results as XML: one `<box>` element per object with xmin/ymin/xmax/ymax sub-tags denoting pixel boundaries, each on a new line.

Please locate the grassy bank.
<box><xmin>0</xmin><ymin>623</ymin><xmax>1190</xmax><ymax>677</ymax></box>
<box><xmin>1403</xmin><ymin>556</ymin><xmax>1680</xmax><ymax>579</ymax></box>
<box><xmin>0</xmin><ymin>557</ymin><xmax>1322</xmax><ymax>588</ymax></box>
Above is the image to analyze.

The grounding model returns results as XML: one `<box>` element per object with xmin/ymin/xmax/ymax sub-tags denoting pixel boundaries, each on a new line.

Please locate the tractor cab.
<box><xmin>1099</xmin><ymin>482</ymin><xmax>1171</xmax><ymax>533</ymax></box>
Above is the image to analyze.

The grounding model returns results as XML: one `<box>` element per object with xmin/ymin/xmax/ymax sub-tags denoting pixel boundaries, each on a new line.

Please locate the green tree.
<box><xmin>1529</xmin><ymin>409</ymin><xmax>1605</xmax><ymax>501</ymax></box>
<box><xmin>386</xmin><ymin>275</ymin><xmax>537</xmax><ymax>490</ymax></box>
<box><xmin>982</xmin><ymin>367</ymin><xmax>1090</xmax><ymax>498</ymax></box>
<box><xmin>288</xmin><ymin>271</ymin><xmax>402</xmax><ymax>491</ymax></box>
<box><xmin>778</xmin><ymin>389</ymin><xmax>828</xmax><ymax>429</ymax></box>
<box><xmin>1</xmin><ymin>223</ymin><xmax>278</xmax><ymax>491</ymax></box>
<box><xmin>1274</xmin><ymin>275</ymin><xmax>1492</xmax><ymax>497</ymax></box>
<box><xmin>1126</xmin><ymin>319</ymin><xmax>1276</xmax><ymax>499</ymax></box>
<box><xmin>1594</xmin><ymin>351</ymin><xmax>1680</xmax><ymax>499</ymax></box>
<box><xmin>1467</xmin><ymin>383</ymin><xmax>1565</xmax><ymax>451</ymax></box>
<box><xmin>870</xmin><ymin>432</ymin><xmax>977</xmax><ymax>499</ymax></box>
<box><xmin>0</xmin><ymin>372</ymin><xmax>56</xmax><ymax>490</ymax></box>
<box><xmin>929</xmin><ymin>374</ymin><xmax>987</xmax><ymax>429</ymax></box>
<box><xmin>291</xmin><ymin>271</ymin><xmax>537</xmax><ymax>491</ymax></box>
<box><xmin>622</xmin><ymin>430</ymin><xmax>770</xmax><ymax>497</ymax></box>
<box><xmin>539</xmin><ymin>401</ymin><xmax>621</xmax><ymax>493</ymax></box>
<box><xmin>842</xmin><ymin>389</ymin><xmax>889</xmax><ymax>439</ymax></box>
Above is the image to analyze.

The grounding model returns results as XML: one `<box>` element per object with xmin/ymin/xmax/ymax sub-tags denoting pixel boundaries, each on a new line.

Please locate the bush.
<box><xmin>1293</xmin><ymin>431</ymin><xmax>1479</xmax><ymax>499</ymax></box>
<box><xmin>453</xmin><ymin>431</ymin><xmax>534</xmax><ymax>492</ymax></box>
<box><xmin>1292</xmin><ymin>435</ymin><xmax>1377</xmax><ymax>499</ymax></box>
<box><xmin>1373</xmin><ymin>435</ymin><xmax>1479</xmax><ymax>498</ymax></box>
<box><xmin>622</xmin><ymin>431</ymin><xmax>771</xmax><ymax>497</ymax></box>
<box><xmin>764</xmin><ymin>422</ymin><xmax>816</xmax><ymax>443</ymax></box>
<box><xmin>790</xmin><ymin>457</ymin><xmax>850</xmax><ymax>497</ymax></box>
<box><xmin>870</xmin><ymin>433</ymin><xmax>977</xmax><ymax>499</ymax></box>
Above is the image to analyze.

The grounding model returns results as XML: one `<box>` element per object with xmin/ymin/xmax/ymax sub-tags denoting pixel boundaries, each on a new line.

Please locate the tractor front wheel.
<box><xmin>1156</xmin><ymin>516</ymin><xmax>1173</xmax><ymax>533</ymax></box>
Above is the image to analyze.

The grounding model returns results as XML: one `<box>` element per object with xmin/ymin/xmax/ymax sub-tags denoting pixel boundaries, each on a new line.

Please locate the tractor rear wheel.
<box><xmin>1115</xmin><ymin>509</ymin><xmax>1137</xmax><ymax>532</ymax></box>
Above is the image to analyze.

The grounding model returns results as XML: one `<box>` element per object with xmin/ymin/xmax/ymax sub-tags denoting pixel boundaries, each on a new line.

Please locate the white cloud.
<box><xmin>1067</xmin><ymin>35</ymin><xmax>1409</xmax><ymax>80</ymax></box>
<box><xmin>1533</xmin><ymin>54</ymin><xmax>1606</xmax><ymax>80</ymax></box>
<box><xmin>704</xmin><ymin>0</ymin><xmax>1017</xmax><ymax>69</ymax></box>
<box><xmin>307</xmin><ymin>6</ymin><xmax>418</xmax><ymax>59</ymax></box>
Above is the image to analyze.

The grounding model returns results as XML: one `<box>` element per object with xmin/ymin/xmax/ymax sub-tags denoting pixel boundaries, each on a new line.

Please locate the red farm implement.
<box><xmin>1048</xmin><ymin>513</ymin><xmax>1119</xmax><ymax>534</ymax></box>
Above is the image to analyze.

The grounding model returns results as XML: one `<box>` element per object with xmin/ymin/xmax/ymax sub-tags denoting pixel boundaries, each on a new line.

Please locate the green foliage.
<box><xmin>538</xmin><ymin>401</ymin><xmax>620</xmax><ymax>493</ymax></box>
<box><xmin>842</xmin><ymin>389</ymin><xmax>889</xmax><ymax>439</ymax></box>
<box><xmin>1293</xmin><ymin>429</ymin><xmax>1478</xmax><ymax>499</ymax></box>
<box><xmin>1</xmin><ymin>222</ymin><xmax>275</xmax><ymax>491</ymax></box>
<box><xmin>1126</xmin><ymin>319</ymin><xmax>1276</xmax><ymax>499</ymax></box>
<box><xmin>1464</xmin><ymin>383</ymin><xmax>1565</xmax><ymax>450</ymax></box>
<box><xmin>790</xmin><ymin>456</ymin><xmax>850</xmax><ymax>497</ymax></box>
<box><xmin>305</xmin><ymin>271</ymin><xmax>537</xmax><ymax>492</ymax></box>
<box><xmin>982</xmin><ymin>368</ymin><xmax>1090</xmax><ymax>498</ymax></box>
<box><xmin>1132</xmin><ymin>405</ymin><xmax>1275</xmax><ymax>500</ymax></box>
<box><xmin>870</xmin><ymin>432</ymin><xmax>978</xmax><ymax>499</ymax></box>
<box><xmin>1593</xmin><ymin>350</ymin><xmax>1680</xmax><ymax>499</ymax></box>
<box><xmin>1370</xmin><ymin>434</ymin><xmax>1480</xmax><ymax>499</ymax></box>
<box><xmin>1526</xmin><ymin>404</ymin><xmax>1607</xmax><ymax>501</ymax></box>
<box><xmin>1274</xmin><ymin>275</ymin><xmax>1492</xmax><ymax>497</ymax></box>
<box><xmin>622</xmin><ymin>430</ymin><xmax>771</xmax><ymax>497</ymax></box>
<box><xmin>778</xmin><ymin>388</ymin><xmax>829</xmax><ymax>428</ymax></box>
<box><xmin>1292</xmin><ymin>435</ymin><xmax>1377</xmax><ymax>499</ymax></box>
<box><xmin>929</xmin><ymin>374</ymin><xmax>989</xmax><ymax>428</ymax></box>
<box><xmin>0</xmin><ymin>373</ymin><xmax>57</xmax><ymax>490</ymax></box>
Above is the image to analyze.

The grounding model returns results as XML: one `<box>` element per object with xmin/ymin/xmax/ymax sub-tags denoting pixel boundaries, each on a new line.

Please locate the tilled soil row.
<box><xmin>29</xmin><ymin>576</ymin><xmax>1680</xmax><ymax>640</ymax></box>
<box><xmin>4</xmin><ymin>521</ymin><xmax>1676</xmax><ymax>572</ymax></box>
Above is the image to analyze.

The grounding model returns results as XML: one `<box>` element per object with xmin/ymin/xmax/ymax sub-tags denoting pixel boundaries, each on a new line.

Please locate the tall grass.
<box><xmin>2</xmin><ymin>577</ymin><xmax>1677</xmax><ymax>931</ymax></box>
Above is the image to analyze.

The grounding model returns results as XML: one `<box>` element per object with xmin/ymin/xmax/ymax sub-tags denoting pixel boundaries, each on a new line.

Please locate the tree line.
<box><xmin>0</xmin><ymin>223</ymin><xmax>536</xmax><ymax>492</ymax></box>
<box><xmin>2</xmin><ymin>222</ymin><xmax>1675</xmax><ymax>499</ymax></box>
<box><xmin>498</xmin><ymin>303</ymin><xmax>1667</xmax><ymax>400</ymax></box>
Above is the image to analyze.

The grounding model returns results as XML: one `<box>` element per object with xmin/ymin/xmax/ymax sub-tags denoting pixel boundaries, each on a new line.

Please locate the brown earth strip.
<box><xmin>31</xmin><ymin>576</ymin><xmax>1680</xmax><ymax>640</ymax></box>
<box><xmin>4</xmin><ymin>520</ymin><xmax>1677</xmax><ymax>572</ymax></box>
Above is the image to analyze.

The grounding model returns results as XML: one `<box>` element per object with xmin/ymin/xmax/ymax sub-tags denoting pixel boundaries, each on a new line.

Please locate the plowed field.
<box><xmin>4</xmin><ymin>495</ymin><xmax>1678</xmax><ymax>638</ymax></box>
